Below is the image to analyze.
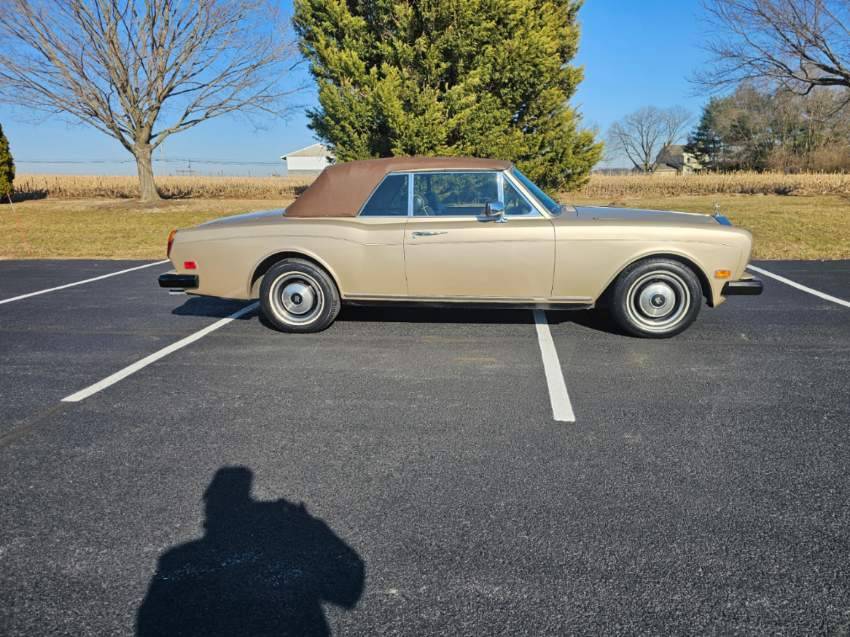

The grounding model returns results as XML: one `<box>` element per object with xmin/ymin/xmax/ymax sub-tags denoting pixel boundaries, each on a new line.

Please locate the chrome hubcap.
<box><xmin>269</xmin><ymin>272</ymin><xmax>324</xmax><ymax>325</ymax></box>
<box><xmin>281</xmin><ymin>282</ymin><xmax>315</xmax><ymax>315</ymax></box>
<box><xmin>625</xmin><ymin>271</ymin><xmax>691</xmax><ymax>332</ymax></box>
<box><xmin>638</xmin><ymin>282</ymin><xmax>676</xmax><ymax>317</ymax></box>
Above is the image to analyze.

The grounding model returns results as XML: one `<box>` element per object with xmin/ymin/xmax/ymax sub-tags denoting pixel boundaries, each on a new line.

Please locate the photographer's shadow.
<box><xmin>136</xmin><ymin>467</ymin><xmax>364</xmax><ymax>637</ymax></box>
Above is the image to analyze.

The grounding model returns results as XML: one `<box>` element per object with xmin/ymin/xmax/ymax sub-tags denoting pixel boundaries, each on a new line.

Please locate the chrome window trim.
<box><xmin>408</xmin><ymin>170</ymin><xmax>501</xmax><ymax>177</ymax></box>
<box><xmin>501</xmin><ymin>171</ymin><xmax>542</xmax><ymax>218</ymax></box>
<box><xmin>502</xmin><ymin>170</ymin><xmax>550</xmax><ymax>218</ymax></box>
<box><xmin>407</xmin><ymin>172</ymin><xmax>414</xmax><ymax>217</ymax></box>
<box><xmin>401</xmin><ymin>167</ymin><xmax>504</xmax><ymax>173</ymax></box>
<box><xmin>356</xmin><ymin>172</ymin><xmax>411</xmax><ymax>217</ymax></box>
<box><xmin>356</xmin><ymin>167</ymin><xmax>550</xmax><ymax>219</ymax></box>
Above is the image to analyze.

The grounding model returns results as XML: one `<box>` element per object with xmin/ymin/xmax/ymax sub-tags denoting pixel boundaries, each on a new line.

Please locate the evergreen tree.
<box><xmin>685</xmin><ymin>99</ymin><xmax>724</xmax><ymax>171</ymax></box>
<box><xmin>293</xmin><ymin>0</ymin><xmax>602</xmax><ymax>190</ymax></box>
<box><xmin>0</xmin><ymin>123</ymin><xmax>14</xmax><ymax>202</ymax></box>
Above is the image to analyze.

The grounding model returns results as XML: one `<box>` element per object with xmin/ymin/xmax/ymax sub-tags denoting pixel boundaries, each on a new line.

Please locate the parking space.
<box><xmin>0</xmin><ymin>260</ymin><xmax>249</xmax><ymax>432</ymax></box>
<box><xmin>1</xmin><ymin>259</ymin><xmax>849</xmax><ymax>634</ymax></box>
<box><xmin>0</xmin><ymin>259</ymin><xmax>168</xmax><ymax>304</ymax></box>
<box><xmin>749</xmin><ymin>259</ymin><xmax>850</xmax><ymax>301</ymax></box>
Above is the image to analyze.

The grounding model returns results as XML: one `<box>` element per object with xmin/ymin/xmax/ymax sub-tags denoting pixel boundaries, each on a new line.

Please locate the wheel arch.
<box><xmin>249</xmin><ymin>250</ymin><xmax>341</xmax><ymax>298</ymax></box>
<box><xmin>600</xmin><ymin>252</ymin><xmax>713</xmax><ymax>307</ymax></box>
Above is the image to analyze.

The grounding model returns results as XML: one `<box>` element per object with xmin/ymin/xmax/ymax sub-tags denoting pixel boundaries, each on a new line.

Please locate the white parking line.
<box><xmin>747</xmin><ymin>264</ymin><xmax>850</xmax><ymax>308</ymax></box>
<box><xmin>62</xmin><ymin>302</ymin><xmax>258</xmax><ymax>403</ymax></box>
<box><xmin>0</xmin><ymin>260</ymin><xmax>170</xmax><ymax>306</ymax></box>
<box><xmin>533</xmin><ymin>310</ymin><xmax>576</xmax><ymax>423</ymax></box>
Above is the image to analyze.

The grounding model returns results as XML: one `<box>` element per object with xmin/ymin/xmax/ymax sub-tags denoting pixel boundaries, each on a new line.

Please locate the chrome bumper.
<box><xmin>722</xmin><ymin>278</ymin><xmax>763</xmax><ymax>296</ymax></box>
<box><xmin>158</xmin><ymin>273</ymin><xmax>198</xmax><ymax>290</ymax></box>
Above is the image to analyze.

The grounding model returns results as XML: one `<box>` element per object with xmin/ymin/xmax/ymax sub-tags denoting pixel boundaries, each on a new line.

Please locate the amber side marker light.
<box><xmin>166</xmin><ymin>229</ymin><xmax>177</xmax><ymax>258</ymax></box>
<box><xmin>714</xmin><ymin>269</ymin><xmax>732</xmax><ymax>279</ymax></box>
<box><xmin>183</xmin><ymin>260</ymin><xmax>197</xmax><ymax>270</ymax></box>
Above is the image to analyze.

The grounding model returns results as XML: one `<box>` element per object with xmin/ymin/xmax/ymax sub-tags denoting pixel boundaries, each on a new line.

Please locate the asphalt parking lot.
<box><xmin>1</xmin><ymin>259</ymin><xmax>849</xmax><ymax>635</ymax></box>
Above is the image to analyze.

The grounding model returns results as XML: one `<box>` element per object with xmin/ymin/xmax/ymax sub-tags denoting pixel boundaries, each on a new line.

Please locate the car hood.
<box><xmin>200</xmin><ymin>209</ymin><xmax>285</xmax><ymax>227</ymax></box>
<box><xmin>573</xmin><ymin>206</ymin><xmax>717</xmax><ymax>226</ymax></box>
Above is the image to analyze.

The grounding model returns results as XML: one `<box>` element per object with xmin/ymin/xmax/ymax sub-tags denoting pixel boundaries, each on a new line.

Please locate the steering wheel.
<box><xmin>413</xmin><ymin>193</ymin><xmax>433</xmax><ymax>216</ymax></box>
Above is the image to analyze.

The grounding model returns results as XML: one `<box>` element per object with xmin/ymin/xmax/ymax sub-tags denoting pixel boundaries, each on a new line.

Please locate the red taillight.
<box><xmin>183</xmin><ymin>260</ymin><xmax>197</xmax><ymax>270</ymax></box>
<box><xmin>166</xmin><ymin>229</ymin><xmax>177</xmax><ymax>258</ymax></box>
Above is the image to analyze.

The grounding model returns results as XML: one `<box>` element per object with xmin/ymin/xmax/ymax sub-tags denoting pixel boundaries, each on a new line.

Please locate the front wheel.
<box><xmin>260</xmin><ymin>259</ymin><xmax>340</xmax><ymax>333</ymax></box>
<box><xmin>609</xmin><ymin>258</ymin><xmax>703</xmax><ymax>338</ymax></box>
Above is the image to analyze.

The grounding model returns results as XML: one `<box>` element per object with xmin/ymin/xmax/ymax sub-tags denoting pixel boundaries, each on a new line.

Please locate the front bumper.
<box><xmin>722</xmin><ymin>278</ymin><xmax>763</xmax><ymax>296</ymax></box>
<box><xmin>158</xmin><ymin>272</ymin><xmax>198</xmax><ymax>290</ymax></box>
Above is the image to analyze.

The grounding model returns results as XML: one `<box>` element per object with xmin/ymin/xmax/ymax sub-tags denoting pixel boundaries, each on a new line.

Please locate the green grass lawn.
<box><xmin>1</xmin><ymin>193</ymin><xmax>848</xmax><ymax>260</ymax></box>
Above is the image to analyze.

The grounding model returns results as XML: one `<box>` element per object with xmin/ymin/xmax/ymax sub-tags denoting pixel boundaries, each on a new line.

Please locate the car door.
<box><xmin>344</xmin><ymin>172</ymin><xmax>410</xmax><ymax>297</ymax></box>
<box><xmin>403</xmin><ymin>171</ymin><xmax>555</xmax><ymax>300</ymax></box>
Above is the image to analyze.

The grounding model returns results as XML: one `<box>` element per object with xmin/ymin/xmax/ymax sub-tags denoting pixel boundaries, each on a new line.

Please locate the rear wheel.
<box><xmin>260</xmin><ymin>259</ymin><xmax>340</xmax><ymax>333</ymax></box>
<box><xmin>609</xmin><ymin>258</ymin><xmax>702</xmax><ymax>338</ymax></box>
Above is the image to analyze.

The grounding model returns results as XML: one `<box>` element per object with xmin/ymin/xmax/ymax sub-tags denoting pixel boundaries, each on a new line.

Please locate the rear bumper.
<box><xmin>722</xmin><ymin>278</ymin><xmax>763</xmax><ymax>296</ymax></box>
<box><xmin>158</xmin><ymin>273</ymin><xmax>198</xmax><ymax>290</ymax></box>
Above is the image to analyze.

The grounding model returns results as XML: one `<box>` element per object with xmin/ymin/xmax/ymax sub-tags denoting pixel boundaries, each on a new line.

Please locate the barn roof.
<box><xmin>280</xmin><ymin>143</ymin><xmax>332</xmax><ymax>159</ymax></box>
<box><xmin>285</xmin><ymin>156</ymin><xmax>513</xmax><ymax>218</ymax></box>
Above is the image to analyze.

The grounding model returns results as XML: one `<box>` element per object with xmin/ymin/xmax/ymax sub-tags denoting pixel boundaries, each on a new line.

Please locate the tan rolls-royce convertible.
<box><xmin>159</xmin><ymin>156</ymin><xmax>762</xmax><ymax>337</ymax></box>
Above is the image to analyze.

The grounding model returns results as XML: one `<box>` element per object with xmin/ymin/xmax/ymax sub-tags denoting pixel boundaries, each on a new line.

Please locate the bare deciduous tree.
<box><xmin>697</xmin><ymin>0</ymin><xmax>850</xmax><ymax>93</ymax></box>
<box><xmin>0</xmin><ymin>0</ymin><xmax>299</xmax><ymax>200</ymax></box>
<box><xmin>607</xmin><ymin>106</ymin><xmax>692</xmax><ymax>173</ymax></box>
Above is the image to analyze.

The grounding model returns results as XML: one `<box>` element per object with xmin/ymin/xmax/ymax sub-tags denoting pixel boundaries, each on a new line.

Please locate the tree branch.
<box><xmin>0</xmin><ymin>0</ymin><xmax>301</xmax><ymax>159</ymax></box>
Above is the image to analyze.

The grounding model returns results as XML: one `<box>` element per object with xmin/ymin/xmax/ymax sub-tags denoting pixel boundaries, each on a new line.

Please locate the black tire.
<box><xmin>260</xmin><ymin>258</ymin><xmax>340</xmax><ymax>333</ymax></box>
<box><xmin>609</xmin><ymin>258</ymin><xmax>703</xmax><ymax>338</ymax></box>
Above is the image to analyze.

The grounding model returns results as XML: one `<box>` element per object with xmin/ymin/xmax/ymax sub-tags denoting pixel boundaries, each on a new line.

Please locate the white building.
<box><xmin>280</xmin><ymin>143</ymin><xmax>334</xmax><ymax>175</ymax></box>
<box><xmin>653</xmin><ymin>144</ymin><xmax>702</xmax><ymax>176</ymax></box>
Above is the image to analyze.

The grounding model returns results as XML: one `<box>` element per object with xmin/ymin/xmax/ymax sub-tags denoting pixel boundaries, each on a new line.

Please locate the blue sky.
<box><xmin>0</xmin><ymin>0</ymin><xmax>710</xmax><ymax>175</ymax></box>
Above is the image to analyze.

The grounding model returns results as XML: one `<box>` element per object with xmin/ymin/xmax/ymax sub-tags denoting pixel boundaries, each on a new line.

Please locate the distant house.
<box><xmin>654</xmin><ymin>145</ymin><xmax>701</xmax><ymax>176</ymax></box>
<box><xmin>280</xmin><ymin>143</ymin><xmax>334</xmax><ymax>175</ymax></box>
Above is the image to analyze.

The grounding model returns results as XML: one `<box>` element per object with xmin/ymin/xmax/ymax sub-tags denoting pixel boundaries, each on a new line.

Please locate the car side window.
<box><xmin>503</xmin><ymin>179</ymin><xmax>539</xmax><ymax>217</ymax></box>
<box><xmin>413</xmin><ymin>172</ymin><xmax>499</xmax><ymax>216</ymax></box>
<box><xmin>361</xmin><ymin>174</ymin><xmax>409</xmax><ymax>216</ymax></box>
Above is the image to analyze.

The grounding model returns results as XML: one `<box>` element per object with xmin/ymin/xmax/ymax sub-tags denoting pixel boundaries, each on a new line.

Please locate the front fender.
<box><xmin>553</xmin><ymin>239</ymin><xmax>742</xmax><ymax>306</ymax></box>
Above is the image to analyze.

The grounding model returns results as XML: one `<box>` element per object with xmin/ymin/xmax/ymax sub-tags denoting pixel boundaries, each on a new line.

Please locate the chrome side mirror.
<box><xmin>479</xmin><ymin>201</ymin><xmax>506</xmax><ymax>223</ymax></box>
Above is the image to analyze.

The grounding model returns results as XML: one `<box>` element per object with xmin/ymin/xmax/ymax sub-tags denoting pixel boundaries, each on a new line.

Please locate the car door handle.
<box><xmin>411</xmin><ymin>231</ymin><xmax>448</xmax><ymax>237</ymax></box>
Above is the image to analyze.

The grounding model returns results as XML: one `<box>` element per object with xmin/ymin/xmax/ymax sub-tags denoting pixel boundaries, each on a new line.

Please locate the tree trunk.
<box><xmin>134</xmin><ymin>144</ymin><xmax>160</xmax><ymax>202</ymax></box>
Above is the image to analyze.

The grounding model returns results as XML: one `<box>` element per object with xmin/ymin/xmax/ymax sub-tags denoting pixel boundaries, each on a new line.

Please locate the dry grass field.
<box><xmin>1</xmin><ymin>172</ymin><xmax>848</xmax><ymax>260</ymax></box>
<box><xmin>570</xmin><ymin>194</ymin><xmax>850</xmax><ymax>261</ymax></box>
<box><xmin>12</xmin><ymin>171</ymin><xmax>850</xmax><ymax>200</ymax></box>
<box><xmin>0</xmin><ymin>198</ymin><xmax>286</xmax><ymax>259</ymax></box>
<box><xmin>573</xmin><ymin>171</ymin><xmax>850</xmax><ymax>198</ymax></box>
<box><xmin>13</xmin><ymin>174</ymin><xmax>314</xmax><ymax>200</ymax></box>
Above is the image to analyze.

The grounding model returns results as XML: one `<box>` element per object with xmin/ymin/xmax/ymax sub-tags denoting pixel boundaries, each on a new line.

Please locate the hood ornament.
<box><xmin>712</xmin><ymin>202</ymin><xmax>734</xmax><ymax>226</ymax></box>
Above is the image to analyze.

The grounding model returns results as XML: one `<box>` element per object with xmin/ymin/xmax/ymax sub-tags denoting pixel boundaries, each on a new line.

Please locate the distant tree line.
<box><xmin>688</xmin><ymin>0</ymin><xmax>850</xmax><ymax>173</ymax></box>
<box><xmin>686</xmin><ymin>84</ymin><xmax>850</xmax><ymax>173</ymax></box>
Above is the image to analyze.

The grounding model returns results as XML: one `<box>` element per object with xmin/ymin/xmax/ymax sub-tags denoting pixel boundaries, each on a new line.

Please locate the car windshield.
<box><xmin>511</xmin><ymin>168</ymin><xmax>561</xmax><ymax>216</ymax></box>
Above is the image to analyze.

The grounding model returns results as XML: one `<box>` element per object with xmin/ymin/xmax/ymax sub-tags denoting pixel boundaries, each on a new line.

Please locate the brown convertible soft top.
<box><xmin>285</xmin><ymin>156</ymin><xmax>512</xmax><ymax>218</ymax></box>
